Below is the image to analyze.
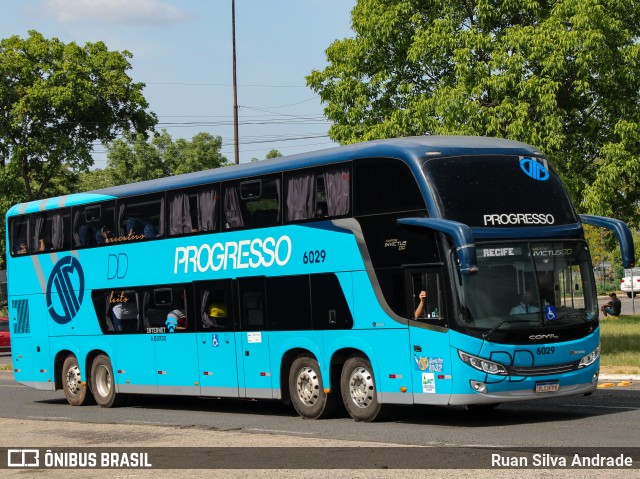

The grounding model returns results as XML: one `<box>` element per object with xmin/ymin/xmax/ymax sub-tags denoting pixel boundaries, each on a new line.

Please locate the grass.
<box><xmin>600</xmin><ymin>314</ymin><xmax>640</xmax><ymax>374</ymax></box>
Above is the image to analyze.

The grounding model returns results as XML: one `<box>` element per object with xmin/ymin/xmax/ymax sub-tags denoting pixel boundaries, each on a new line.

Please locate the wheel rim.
<box><xmin>295</xmin><ymin>366</ymin><xmax>320</xmax><ymax>406</ymax></box>
<box><xmin>65</xmin><ymin>364</ymin><xmax>82</xmax><ymax>396</ymax></box>
<box><xmin>348</xmin><ymin>366</ymin><xmax>374</xmax><ymax>409</ymax></box>
<box><xmin>94</xmin><ymin>364</ymin><xmax>112</xmax><ymax>398</ymax></box>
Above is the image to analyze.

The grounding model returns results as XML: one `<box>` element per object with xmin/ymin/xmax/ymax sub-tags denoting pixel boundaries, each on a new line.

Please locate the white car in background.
<box><xmin>621</xmin><ymin>267</ymin><xmax>640</xmax><ymax>298</ymax></box>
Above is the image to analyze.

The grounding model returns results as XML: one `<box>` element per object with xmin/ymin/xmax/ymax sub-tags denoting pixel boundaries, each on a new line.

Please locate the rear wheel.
<box><xmin>289</xmin><ymin>355</ymin><xmax>337</xmax><ymax>419</ymax></box>
<box><xmin>91</xmin><ymin>354</ymin><xmax>125</xmax><ymax>408</ymax></box>
<box><xmin>61</xmin><ymin>355</ymin><xmax>93</xmax><ymax>406</ymax></box>
<box><xmin>628</xmin><ymin>292</ymin><xmax>633</xmax><ymax>299</ymax></box>
<box><xmin>340</xmin><ymin>356</ymin><xmax>388</xmax><ymax>422</ymax></box>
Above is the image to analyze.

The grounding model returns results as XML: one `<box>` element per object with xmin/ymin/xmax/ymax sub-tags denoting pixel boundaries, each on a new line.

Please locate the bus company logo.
<box><xmin>46</xmin><ymin>256</ymin><xmax>85</xmax><ymax>325</ymax></box>
<box><xmin>519</xmin><ymin>157</ymin><xmax>549</xmax><ymax>181</ymax></box>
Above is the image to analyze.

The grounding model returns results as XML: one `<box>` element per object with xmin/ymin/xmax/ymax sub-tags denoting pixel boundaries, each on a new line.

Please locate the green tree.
<box><xmin>307</xmin><ymin>0</ymin><xmax>640</xmax><ymax>226</ymax></box>
<box><xmin>79</xmin><ymin>131</ymin><xmax>229</xmax><ymax>189</ymax></box>
<box><xmin>265</xmin><ymin>149</ymin><xmax>283</xmax><ymax>159</ymax></box>
<box><xmin>0</xmin><ymin>30</ymin><xmax>157</xmax><ymax>201</ymax></box>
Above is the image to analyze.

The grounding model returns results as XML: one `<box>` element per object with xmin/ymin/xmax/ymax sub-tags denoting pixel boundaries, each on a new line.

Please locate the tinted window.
<box><xmin>285</xmin><ymin>166</ymin><xmax>351</xmax><ymax>222</ymax></box>
<box><xmin>116</xmin><ymin>194</ymin><xmax>164</xmax><ymax>242</ymax></box>
<box><xmin>239</xmin><ymin>277</ymin><xmax>267</xmax><ymax>331</ymax></box>
<box><xmin>168</xmin><ymin>185</ymin><xmax>220</xmax><ymax>236</ymax></box>
<box><xmin>30</xmin><ymin>209</ymin><xmax>71</xmax><ymax>253</ymax></box>
<box><xmin>73</xmin><ymin>202</ymin><xmax>115</xmax><ymax>248</ymax></box>
<box><xmin>143</xmin><ymin>285</ymin><xmax>191</xmax><ymax>332</ymax></box>
<box><xmin>92</xmin><ymin>289</ymin><xmax>140</xmax><ymax>334</ymax></box>
<box><xmin>198</xmin><ymin>280</ymin><xmax>234</xmax><ymax>332</ymax></box>
<box><xmin>354</xmin><ymin>158</ymin><xmax>424</xmax><ymax>215</ymax></box>
<box><xmin>224</xmin><ymin>175</ymin><xmax>281</xmax><ymax>230</ymax></box>
<box><xmin>311</xmin><ymin>274</ymin><xmax>353</xmax><ymax>330</ymax></box>
<box><xmin>267</xmin><ymin>276</ymin><xmax>311</xmax><ymax>331</ymax></box>
<box><xmin>423</xmin><ymin>155</ymin><xmax>577</xmax><ymax>227</ymax></box>
<box><xmin>10</xmin><ymin>217</ymin><xmax>29</xmax><ymax>256</ymax></box>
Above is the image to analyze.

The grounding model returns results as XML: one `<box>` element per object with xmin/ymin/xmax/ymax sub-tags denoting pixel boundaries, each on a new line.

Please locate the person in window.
<box><xmin>112</xmin><ymin>300</ymin><xmax>138</xmax><ymax>332</ymax></box>
<box><xmin>414</xmin><ymin>290</ymin><xmax>427</xmax><ymax>319</ymax></box>
<box><xmin>510</xmin><ymin>291</ymin><xmax>540</xmax><ymax>315</ymax></box>
<box><xmin>166</xmin><ymin>309</ymin><xmax>187</xmax><ymax>331</ymax></box>
<box><xmin>15</xmin><ymin>241</ymin><xmax>27</xmax><ymax>255</ymax></box>
<box><xmin>600</xmin><ymin>292</ymin><xmax>622</xmax><ymax>318</ymax></box>
<box><xmin>95</xmin><ymin>226</ymin><xmax>112</xmax><ymax>245</ymax></box>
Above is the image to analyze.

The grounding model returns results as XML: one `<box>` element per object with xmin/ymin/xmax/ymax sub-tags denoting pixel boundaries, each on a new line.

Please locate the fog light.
<box><xmin>592</xmin><ymin>372</ymin><xmax>599</xmax><ymax>384</ymax></box>
<box><xmin>470</xmin><ymin>380</ymin><xmax>487</xmax><ymax>393</ymax></box>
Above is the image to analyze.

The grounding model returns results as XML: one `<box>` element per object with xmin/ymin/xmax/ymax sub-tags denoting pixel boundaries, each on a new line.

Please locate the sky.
<box><xmin>0</xmin><ymin>0</ymin><xmax>357</xmax><ymax>166</ymax></box>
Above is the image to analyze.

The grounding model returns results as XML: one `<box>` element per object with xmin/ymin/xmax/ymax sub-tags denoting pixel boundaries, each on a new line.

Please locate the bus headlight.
<box><xmin>578</xmin><ymin>345</ymin><xmax>600</xmax><ymax>368</ymax></box>
<box><xmin>458</xmin><ymin>350</ymin><xmax>508</xmax><ymax>375</ymax></box>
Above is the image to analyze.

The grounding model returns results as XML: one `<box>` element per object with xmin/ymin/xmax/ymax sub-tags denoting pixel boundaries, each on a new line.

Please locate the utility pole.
<box><xmin>232</xmin><ymin>0</ymin><xmax>240</xmax><ymax>164</ymax></box>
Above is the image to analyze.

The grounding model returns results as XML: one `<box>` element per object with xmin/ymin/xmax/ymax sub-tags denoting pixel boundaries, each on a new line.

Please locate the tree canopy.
<box><xmin>77</xmin><ymin>131</ymin><xmax>230</xmax><ymax>191</ymax></box>
<box><xmin>307</xmin><ymin>0</ymin><xmax>640</xmax><ymax>227</ymax></box>
<box><xmin>0</xmin><ymin>30</ymin><xmax>157</xmax><ymax>201</ymax></box>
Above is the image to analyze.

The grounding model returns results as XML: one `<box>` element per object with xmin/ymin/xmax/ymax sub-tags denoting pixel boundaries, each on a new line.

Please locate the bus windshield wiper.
<box><xmin>482</xmin><ymin>319</ymin><xmax>529</xmax><ymax>340</ymax></box>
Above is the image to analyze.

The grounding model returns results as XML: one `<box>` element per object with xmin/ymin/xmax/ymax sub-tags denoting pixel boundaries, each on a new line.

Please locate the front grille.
<box><xmin>510</xmin><ymin>361</ymin><xmax>579</xmax><ymax>376</ymax></box>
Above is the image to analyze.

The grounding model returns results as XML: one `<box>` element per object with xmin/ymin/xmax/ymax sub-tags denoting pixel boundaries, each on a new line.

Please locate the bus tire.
<box><xmin>61</xmin><ymin>355</ymin><xmax>93</xmax><ymax>406</ymax></box>
<box><xmin>91</xmin><ymin>354</ymin><xmax>124</xmax><ymax>408</ymax></box>
<box><xmin>289</xmin><ymin>355</ymin><xmax>337</xmax><ymax>419</ymax></box>
<box><xmin>340</xmin><ymin>356</ymin><xmax>387</xmax><ymax>422</ymax></box>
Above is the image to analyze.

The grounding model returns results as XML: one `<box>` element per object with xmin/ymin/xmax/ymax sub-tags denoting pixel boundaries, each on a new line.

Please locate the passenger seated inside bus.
<box><xmin>95</xmin><ymin>226</ymin><xmax>112</xmax><ymax>245</ymax></box>
<box><xmin>78</xmin><ymin>224</ymin><xmax>97</xmax><ymax>247</ymax></box>
<box><xmin>166</xmin><ymin>309</ymin><xmax>187</xmax><ymax>331</ymax></box>
<box><xmin>14</xmin><ymin>240</ymin><xmax>27</xmax><ymax>255</ymax></box>
<box><xmin>111</xmin><ymin>297</ymin><xmax>138</xmax><ymax>332</ymax></box>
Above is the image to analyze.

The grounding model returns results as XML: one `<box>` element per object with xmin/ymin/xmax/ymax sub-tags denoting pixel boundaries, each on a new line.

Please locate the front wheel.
<box><xmin>340</xmin><ymin>356</ymin><xmax>388</xmax><ymax>422</ymax></box>
<box><xmin>289</xmin><ymin>355</ymin><xmax>337</xmax><ymax>419</ymax></box>
<box><xmin>61</xmin><ymin>355</ymin><xmax>93</xmax><ymax>406</ymax></box>
<box><xmin>91</xmin><ymin>354</ymin><xmax>125</xmax><ymax>408</ymax></box>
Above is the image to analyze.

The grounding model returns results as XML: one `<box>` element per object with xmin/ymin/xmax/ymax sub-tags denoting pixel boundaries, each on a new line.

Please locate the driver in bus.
<box><xmin>414</xmin><ymin>290</ymin><xmax>427</xmax><ymax>319</ymax></box>
<box><xmin>510</xmin><ymin>291</ymin><xmax>540</xmax><ymax>315</ymax></box>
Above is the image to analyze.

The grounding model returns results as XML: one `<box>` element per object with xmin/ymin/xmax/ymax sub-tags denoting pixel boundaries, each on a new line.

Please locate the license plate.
<box><xmin>535</xmin><ymin>380</ymin><xmax>560</xmax><ymax>393</ymax></box>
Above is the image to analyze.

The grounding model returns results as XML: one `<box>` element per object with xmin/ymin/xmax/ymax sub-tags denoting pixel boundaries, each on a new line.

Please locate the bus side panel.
<box><xmin>113</xmin><ymin>335</ymin><xmax>158</xmax><ymax>394</ymax></box>
<box><xmin>9</xmin><ymin>294</ymin><xmax>54</xmax><ymax>390</ymax></box>
<box><xmin>269</xmin><ymin>331</ymin><xmax>325</xmax><ymax>399</ymax></box>
<box><xmin>409</xmin><ymin>325</ymin><xmax>452</xmax><ymax>405</ymax></box>
<box><xmin>154</xmin><ymin>333</ymin><xmax>201</xmax><ymax>395</ymax></box>
<box><xmin>327</xmin><ymin>271</ymin><xmax>412</xmax><ymax>405</ymax></box>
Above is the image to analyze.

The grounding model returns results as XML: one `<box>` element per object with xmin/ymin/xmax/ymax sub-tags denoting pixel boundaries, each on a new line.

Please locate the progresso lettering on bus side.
<box><xmin>174</xmin><ymin>235</ymin><xmax>292</xmax><ymax>274</ymax></box>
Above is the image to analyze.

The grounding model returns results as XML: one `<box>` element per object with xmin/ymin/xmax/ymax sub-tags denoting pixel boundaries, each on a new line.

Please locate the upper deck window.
<box><xmin>30</xmin><ymin>210</ymin><xmax>70</xmax><ymax>253</ymax></box>
<box><xmin>223</xmin><ymin>175</ymin><xmax>281</xmax><ymax>230</ymax></box>
<box><xmin>168</xmin><ymin>185</ymin><xmax>220</xmax><ymax>236</ymax></box>
<box><xmin>285</xmin><ymin>166</ymin><xmax>351</xmax><ymax>222</ymax></box>
<box><xmin>115</xmin><ymin>194</ymin><xmax>164</xmax><ymax>242</ymax></box>
<box><xmin>422</xmin><ymin>155</ymin><xmax>577</xmax><ymax>227</ymax></box>
<box><xmin>354</xmin><ymin>158</ymin><xmax>424</xmax><ymax>215</ymax></box>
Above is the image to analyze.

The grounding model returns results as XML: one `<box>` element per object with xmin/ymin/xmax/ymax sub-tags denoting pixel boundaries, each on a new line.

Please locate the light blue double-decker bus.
<box><xmin>6</xmin><ymin>136</ymin><xmax>635</xmax><ymax>421</ymax></box>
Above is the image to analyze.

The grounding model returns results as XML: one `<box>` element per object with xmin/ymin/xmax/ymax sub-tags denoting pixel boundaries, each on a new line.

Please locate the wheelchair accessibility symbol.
<box><xmin>545</xmin><ymin>304</ymin><xmax>557</xmax><ymax>321</ymax></box>
<box><xmin>212</xmin><ymin>334</ymin><xmax>219</xmax><ymax>347</ymax></box>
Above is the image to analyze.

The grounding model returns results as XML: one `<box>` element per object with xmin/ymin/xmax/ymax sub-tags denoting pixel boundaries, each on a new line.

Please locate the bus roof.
<box><xmin>7</xmin><ymin>136</ymin><xmax>541</xmax><ymax>216</ymax></box>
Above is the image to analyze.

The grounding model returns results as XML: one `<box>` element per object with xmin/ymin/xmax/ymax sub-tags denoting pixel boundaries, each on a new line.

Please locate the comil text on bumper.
<box><xmin>174</xmin><ymin>236</ymin><xmax>292</xmax><ymax>273</ymax></box>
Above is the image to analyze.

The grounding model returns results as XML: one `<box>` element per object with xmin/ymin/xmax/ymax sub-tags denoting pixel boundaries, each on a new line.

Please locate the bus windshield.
<box><xmin>454</xmin><ymin>241</ymin><xmax>597</xmax><ymax>330</ymax></box>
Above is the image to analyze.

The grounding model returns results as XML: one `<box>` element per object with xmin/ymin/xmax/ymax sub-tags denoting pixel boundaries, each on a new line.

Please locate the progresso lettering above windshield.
<box><xmin>174</xmin><ymin>235</ymin><xmax>292</xmax><ymax>274</ymax></box>
<box><xmin>483</xmin><ymin>213</ymin><xmax>555</xmax><ymax>226</ymax></box>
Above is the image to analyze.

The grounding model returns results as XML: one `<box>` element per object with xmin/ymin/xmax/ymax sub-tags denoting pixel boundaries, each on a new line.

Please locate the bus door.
<box><xmin>406</xmin><ymin>268</ymin><xmax>453</xmax><ymax>405</ymax></box>
<box><xmin>195</xmin><ymin>280</ymin><xmax>239</xmax><ymax>397</ymax></box>
<box><xmin>144</xmin><ymin>285</ymin><xmax>200</xmax><ymax>395</ymax></box>
<box><xmin>237</xmin><ymin>277</ymin><xmax>273</xmax><ymax>399</ymax></box>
